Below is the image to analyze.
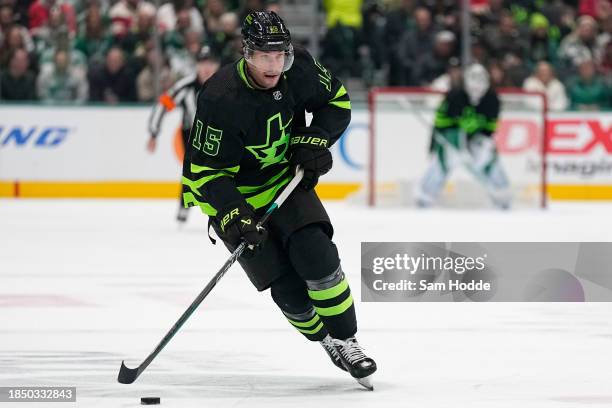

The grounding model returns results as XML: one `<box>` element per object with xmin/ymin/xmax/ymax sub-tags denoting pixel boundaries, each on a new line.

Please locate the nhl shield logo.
<box><xmin>273</xmin><ymin>90</ymin><xmax>282</xmax><ymax>100</ymax></box>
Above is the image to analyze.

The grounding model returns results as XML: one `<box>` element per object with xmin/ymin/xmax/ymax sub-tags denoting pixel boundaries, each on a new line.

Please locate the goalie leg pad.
<box><xmin>483</xmin><ymin>159</ymin><xmax>512</xmax><ymax>209</ymax></box>
<box><xmin>415</xmin><ymin>154</ymin><xmax>450</xmax><ymax>207</ymax></box>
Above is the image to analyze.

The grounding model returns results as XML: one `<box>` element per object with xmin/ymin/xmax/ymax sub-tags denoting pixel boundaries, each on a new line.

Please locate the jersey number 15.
<box><xmin>192</xmin><ymin>120</ymin><xmax>223</xmax><ymax>156</ymax></box>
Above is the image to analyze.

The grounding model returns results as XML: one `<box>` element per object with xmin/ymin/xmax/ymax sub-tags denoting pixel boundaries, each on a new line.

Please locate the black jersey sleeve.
<box><xmin>293</xmin><ymin>48</ymin><xmax>351</xmax><ymax>146</ymax></box>
<box><xmin>182</xmin><ymin>91</ymin><xmax>247</xmax><ymax>217</ymax></box>
<box><xmin>475</xmin><ymin>90</ymin><xmax>500</xmax><ymax>136</ymax></box>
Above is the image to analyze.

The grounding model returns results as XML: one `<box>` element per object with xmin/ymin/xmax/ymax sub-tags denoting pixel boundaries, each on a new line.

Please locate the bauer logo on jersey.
<box><xmin>246</xmin><ymin>112</ymin><xmax>291</xmax><ymax>169</ymax></box>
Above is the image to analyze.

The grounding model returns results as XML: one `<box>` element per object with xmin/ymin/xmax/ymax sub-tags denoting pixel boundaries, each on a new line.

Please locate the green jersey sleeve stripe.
<box><xmin>182</xmin><ymin>192</ymin><xmax>217</xmax><ymax>216</ymax></box>
<box><xmin>484</xmin><ymin>120</ymin><xmax>497</xmax><ymax>131</ymax></box>
<box><xmin>330</xmin><ymin>85</ymin><xmax>348</xmax><ymax>101</ymax></box>
<box><xmin>183</xmin><ymin>173</ymin><xmax>233</xmax><ymax>191</ymax></box>
<box><xmin>329</xmin><ymin>100</ymin><xmax>351</xmax><ymax>109</ymax></box>
<box><xmin>191</xmin><ymin>164</ymin><xmax>240</xmax><ymax>174</ymax></box>
<box><xmin>434</xmin><ymin>117</ymin><xmax>456</xmax><ymax>127</ymax></box>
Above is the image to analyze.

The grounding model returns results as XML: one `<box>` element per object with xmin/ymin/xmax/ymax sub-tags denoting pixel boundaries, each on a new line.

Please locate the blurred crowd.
<box><xmin>0</xmin><ymin>0</ymin><xmax>610</xmax><ymax>111</ymax></box>
<box><xmin>326</xmin><ymin>0</ymin><xmax>611</xmax><ymax>111</ymax></box>
<box><xmin>0</xmin><ymin>0</ymin><xmax>274</xmax><ymax>104</ymax></box>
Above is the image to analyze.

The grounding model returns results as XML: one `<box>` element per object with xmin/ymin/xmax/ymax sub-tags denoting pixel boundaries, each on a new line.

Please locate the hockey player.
<box><xmin>181</xmin><ymin>12</ymin><xmax>377</xmax><ymax>389</ymax></box>
<box><xmin>415</xmin><ymin>63</ymin><xmax>512</xmax><ymax>209</ymax></box>
<box><xmin>147</xmin><ymin>47</ymin><xmax>220</xmax><ymax>223</ymax></box>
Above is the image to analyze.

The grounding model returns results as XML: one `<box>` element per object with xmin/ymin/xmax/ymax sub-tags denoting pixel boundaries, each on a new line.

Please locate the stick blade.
<box><xmin>118</xmin><ymin>360</ymin><xmax>140</xmax><ymax>384</ymax></box>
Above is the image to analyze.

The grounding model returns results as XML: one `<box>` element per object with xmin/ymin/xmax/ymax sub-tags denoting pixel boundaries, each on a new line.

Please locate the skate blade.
<box><xmin>356</xmin><ymin>374</ymin><xmax>374</xmax><ymax>391</ymax></box>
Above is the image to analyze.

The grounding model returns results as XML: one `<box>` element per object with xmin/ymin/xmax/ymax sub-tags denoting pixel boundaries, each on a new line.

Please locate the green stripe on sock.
<box><xmin>296</xmin><ymin>322</ymin><xmax>324</xmax><ymax>335</ymax></box>
<box><xmin>286</xmin><ymin>314</ymin><xmax>320</xmax><ymax>328</ymax></box>
<box><xmin>308</xmin><ymin>278</ymin><xmax>349</xmax><ymax>301</ymax></box>
<box><xmin>314</xmin><ymin>294</ymin><xmax>354</xmax><ymax>317</ymax></box>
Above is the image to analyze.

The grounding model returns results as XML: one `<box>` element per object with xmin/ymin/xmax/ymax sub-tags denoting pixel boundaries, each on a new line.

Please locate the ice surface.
<box><xmin>1</xmin><ymin>199</ymin><xmax>612</xmax><ymax>407</ymax></box>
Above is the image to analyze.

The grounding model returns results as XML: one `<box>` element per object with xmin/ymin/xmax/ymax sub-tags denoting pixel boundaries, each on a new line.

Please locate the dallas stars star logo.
<box><xmin>246</xmin><ymin>112</ymin><xmax>292</xmax><ymax>169</ymax></box>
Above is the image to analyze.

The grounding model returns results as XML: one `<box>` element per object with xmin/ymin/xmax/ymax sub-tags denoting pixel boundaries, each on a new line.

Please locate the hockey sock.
<box><xmin>270</xmin><ymin>272</ymin><xmax>328</xmax><ymax>341</ymax></box>
<box><xmin>306</xmin><ymin>267</ymin><xmax>357</xmax><ymax>340</ymax></box>
<box><xmin>287</xmin><ymin>224</ymin><xmax>357</xmax><ymax>340</ymax></box>
<box><xmin>282</xmin><ymin>307</ymin><xmax>328</xmax><ymax>341</ymax></box>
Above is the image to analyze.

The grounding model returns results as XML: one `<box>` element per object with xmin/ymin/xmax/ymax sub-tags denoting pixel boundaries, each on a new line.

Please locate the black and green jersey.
<box><xmin>181</xmin><ymin>47</ymin><xmax>351</xmax><ymax>217</ymax></box>
<box><xmin>434</xmin><ymin>88</ymin><xmax>500</xmax><ymax>137</ymax></box>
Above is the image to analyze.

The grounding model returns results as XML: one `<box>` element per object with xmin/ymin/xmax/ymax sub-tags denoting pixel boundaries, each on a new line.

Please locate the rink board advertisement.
<box><xmin>362</xmin><ymin>242</ymin><xmax>612</xmax><ymax>302</ymax></box>
<box><xmin>0</xmin><ymin>104</ymin><xmax>611</xmax><ymax>199</ymax></box>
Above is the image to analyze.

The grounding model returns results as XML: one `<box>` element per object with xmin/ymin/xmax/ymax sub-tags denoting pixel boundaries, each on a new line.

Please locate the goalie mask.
<box><xmin>242</xmin><ymin>11</ymin><xmax>294</xmax><ymax>73</ymax></box>
<box><xmin>464</xmin><ymin>63</ymin><xmax>490</xmax><ymax>105</ymax></box>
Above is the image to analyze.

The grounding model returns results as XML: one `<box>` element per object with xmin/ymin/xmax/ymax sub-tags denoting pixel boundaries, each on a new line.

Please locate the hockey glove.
<box><xmin>288</xmin><ymin>126</ymin><xmax>333</xmax><ymax>190</ymax></box>
<box><xmin>217</xmin><ymin>202</ymin><xmax>267</xmax><ymax>249</ymax></box>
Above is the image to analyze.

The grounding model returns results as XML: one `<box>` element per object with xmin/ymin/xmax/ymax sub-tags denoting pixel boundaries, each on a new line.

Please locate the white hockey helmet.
<box><xmin>464</xmin><ymin>63</ymin><xmax>490</xmax><ymax>105</ymax></box>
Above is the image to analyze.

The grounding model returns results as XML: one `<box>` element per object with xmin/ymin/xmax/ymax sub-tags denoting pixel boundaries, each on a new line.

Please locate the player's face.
<box><xmin>247</xmin><ymin>50</ymin><xmax>285</xmax><ymax>89</ymax></box>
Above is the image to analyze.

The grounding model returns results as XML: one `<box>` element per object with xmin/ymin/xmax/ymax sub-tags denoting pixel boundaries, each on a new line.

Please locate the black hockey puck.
<box><xmin>141</xmin><ymin>397</ymin><xmax>160</xmax><ymax>405</ymax></box>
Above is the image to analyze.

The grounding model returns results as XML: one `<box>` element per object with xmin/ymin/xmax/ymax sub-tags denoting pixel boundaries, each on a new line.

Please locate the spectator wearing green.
<box><xmin>38</xmin><ymin>31</ymin><xmax>88</xmax><ymax>80</ymax></box>
<box><xmin>37</xmin><ymin>49</ymin><xmax>88</xmax><ymax>103</ymax></box>
<box><xmin>74</xmin><ymin>5</ymin><xmax>113</xmax><ymax>68</ymax></box>
<box><xmin>567</xmin><ymin>59</ymin><xmax>611</xmax><ymax>111</ymax></box>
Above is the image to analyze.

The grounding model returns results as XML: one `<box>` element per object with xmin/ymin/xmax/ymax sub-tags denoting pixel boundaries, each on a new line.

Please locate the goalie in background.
<box><xmin>415</xmin><ymin>63</ymin><xmax>512</xmax><ymax>209</ymax></box>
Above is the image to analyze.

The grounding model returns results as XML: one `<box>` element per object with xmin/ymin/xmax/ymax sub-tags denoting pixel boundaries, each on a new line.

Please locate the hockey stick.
<box><xmin>118</xmin><ymin>168</ymin><xmax>305</xmax><ymax>384</ymax></box>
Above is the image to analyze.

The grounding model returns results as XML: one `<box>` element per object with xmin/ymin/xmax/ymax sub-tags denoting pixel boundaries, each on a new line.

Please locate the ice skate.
<box><xmin>333</xmin><ymin>337</ymin><xmax>377</xmax><ymax>390</ymax></box>
<box><xmin>320</xmin><ymin>334</ymin><xmax>347</xmax><ymax>372</ymax></box>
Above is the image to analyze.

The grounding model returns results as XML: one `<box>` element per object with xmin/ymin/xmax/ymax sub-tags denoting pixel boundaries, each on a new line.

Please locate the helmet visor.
<box><xmin>244</xmin><ymin>43</ymin><xmax>294</xmax><ymax>73</ymax></box>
